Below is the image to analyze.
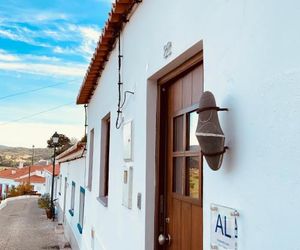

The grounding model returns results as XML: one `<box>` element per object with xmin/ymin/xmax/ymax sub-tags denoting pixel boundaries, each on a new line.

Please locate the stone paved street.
<box><xmin>0</xmin><ymin>197</ymin><xmax>68</xmax><ymax>250</ymax></box>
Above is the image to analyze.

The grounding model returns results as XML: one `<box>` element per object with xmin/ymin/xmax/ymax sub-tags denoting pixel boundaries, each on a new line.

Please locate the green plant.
<box><xmin>38</xmin><ymin>193</ymin><xmax>51</xmax><ymax>209</ymax></box>
<box><xmin>7</xmin><ymin>183</ymin><xmax>34</xmax><ymax>198</ymax></box>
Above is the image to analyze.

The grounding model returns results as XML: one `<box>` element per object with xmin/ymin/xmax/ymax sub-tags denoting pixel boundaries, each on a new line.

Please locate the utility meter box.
<box><xmin>122</xmin><ymin>166</ymin><xmax>133</xmax><ymax>209</ymax></box>
<box><xmin>123</xmin><ymin>121</ymin><xmax>132</xmax><ymax>161</ymax></box>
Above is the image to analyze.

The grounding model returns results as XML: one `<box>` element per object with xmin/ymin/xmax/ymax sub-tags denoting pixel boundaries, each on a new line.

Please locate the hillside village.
<box><xmin>0</xmin><ymin>145</ymin><xmax>52</xmax><ymax>168</ymax></box>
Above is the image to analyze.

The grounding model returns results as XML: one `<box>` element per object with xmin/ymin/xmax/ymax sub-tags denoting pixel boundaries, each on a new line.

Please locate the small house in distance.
<box><xmin>66</xmin><ymin>0</ymin><xmax>300</xmax><ymax>250</ymax></box>
<box><xmin>55</xmin><ymin>142</ymin><xmax>86</xmax><ymax>250</ymax></box>
<box><xmin>44</xmin><ymin>164</ymin><xmax>60</xmax><ymax>200</ymax></box>
<box><xmin>0</xmin><ymin>164</ymin><xmax>55</xmax><ymax>198</ymax></box>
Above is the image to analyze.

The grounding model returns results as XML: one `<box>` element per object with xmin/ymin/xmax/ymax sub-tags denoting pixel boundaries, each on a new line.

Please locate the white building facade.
<box><xmin>56</xmin><ymin>143</ymin><xmax>86</xmax><ymax>250</ymax></box>
<box><xmin>44</xmin><ymin>168</ymin><xmax>59</xmax><ymax>200</ymax></box>
<box><xmin>73</xmin><ymin>1</ymin><xmax>300</xmax><ymax>250</ymax></box>
<box><xmin>0</xmin><ymin>166</ymin><xmax>49</xmax><ymax>198</ymax></box>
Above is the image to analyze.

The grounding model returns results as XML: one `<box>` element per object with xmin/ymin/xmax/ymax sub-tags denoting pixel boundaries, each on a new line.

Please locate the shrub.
<box><xmin>7</xmin><ymin>183</ymin><xmax>33</xmax><ymax>198</ymax></box>
<box><xmin>38</xmin><ymin>193</ymin><xmax>51</xmax><ymax>209</ymax></box>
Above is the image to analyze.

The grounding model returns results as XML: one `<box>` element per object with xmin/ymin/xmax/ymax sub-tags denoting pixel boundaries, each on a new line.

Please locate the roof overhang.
<box><xmin>56</xmin><ymin>142</ymin><xmax>86</xmax><ymax>162</ymax></box>
<box><xmin>77</xmin><ymin>0</ymin><xmax>141</xmax><ymax>104</ymax></box>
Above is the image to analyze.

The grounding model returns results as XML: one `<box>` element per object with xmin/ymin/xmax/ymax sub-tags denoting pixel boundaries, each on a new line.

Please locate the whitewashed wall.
<box><xmin>44</xmin><ymin>171</ymin><xmax>58</xmax><ymax>199</ymax></box>
<box><xmin>58</xmin><ymin>157</ymin><xmax>86</xmax><ymax>250</ymax></box>
<box><xmin>84</xmin><ymin>0</ymin><xmax>300</xmax><ymax>249</ymax></box>
<box><xmin>0</xmin><ymin>179</ymin><xmax>45</xmax><ymax>197</ymax></box>
<box><xmin>32</xmin><ymin>182</ymin><xmax>46</xmax><ymax>195</ymax></box>
<box><xmin>0</xmin><ymin>178</ymin><xmax>16</xmax><ymax>198</ymax></box>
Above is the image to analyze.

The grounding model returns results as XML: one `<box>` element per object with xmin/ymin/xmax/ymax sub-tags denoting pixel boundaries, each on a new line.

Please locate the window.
<box><xmin>69</xmin><ymin>181</ymin><xmax>75</xmax><ymax>216</ymax></box>
<box><xmin>77</xmin><ymin>187</ymin><xmax>85</xmax><ymax>234</ymax></box>
<box><xmin>98</xmin><ymin>113</ymin><xmax>111</xmax><ymax>206</ymax></box>
<box><xmin>87</xmin><ymin>129</ymin><xmax>95</xmax><ymax>190</ymax></box>
<box><xmin>59</xmin><ymin>174</ymin><xmax>62</xmax><ymax>195</ymax></box>
<box><xmin>172</xmin><ymin>111</ymin><xmax>202</xmax><ymax>200</ymax></box>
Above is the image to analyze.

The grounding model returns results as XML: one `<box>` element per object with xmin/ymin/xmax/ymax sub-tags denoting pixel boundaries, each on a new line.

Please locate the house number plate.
<box><xmin>163</xmin><ymin>41</ymin><xmax>172</xmax><ymax>59</ymax></box>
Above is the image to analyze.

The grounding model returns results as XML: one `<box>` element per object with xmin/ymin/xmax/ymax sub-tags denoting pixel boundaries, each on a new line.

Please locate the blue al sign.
<box><xmin>211</xmin><ymin>204</ymin><xmax>239</xmax><ymax>250</ymax></box>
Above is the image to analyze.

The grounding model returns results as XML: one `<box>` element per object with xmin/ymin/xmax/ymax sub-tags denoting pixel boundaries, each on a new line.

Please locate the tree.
<box><xmin>70</xmin><ymin>137</ymin><xmax>78</xmax><ymax>145</ymax></box>
<box><xmin>47</xmin><ymin>133</ymin><xmax>72</xmax><ymax>155</ymax></box>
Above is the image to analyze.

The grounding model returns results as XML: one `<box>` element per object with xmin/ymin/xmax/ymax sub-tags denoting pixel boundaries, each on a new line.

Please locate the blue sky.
<box><xmin>0</xmin><ymin>0</ymin><xmax>112</xmax><ymax>147</ymax></box>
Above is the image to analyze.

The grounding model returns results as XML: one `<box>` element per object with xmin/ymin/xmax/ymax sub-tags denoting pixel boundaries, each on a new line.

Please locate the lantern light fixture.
<box><xmin>195</xmin><ymin>91</ymin><xmax>228</xmax><ymax>171</ymax></box>
<box><xmin>52</xmin><ymin>132</ymin><xmax>59</xmax><ymax>145</ymax></box>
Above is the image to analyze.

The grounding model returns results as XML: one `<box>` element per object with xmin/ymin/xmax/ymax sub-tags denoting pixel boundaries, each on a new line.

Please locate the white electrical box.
<box><xmin>123</xmin><ymin>121</ymin><xmax>132</xmax><ymax>161</ymax></box>
<box><xmin>122</xmin><ymin>166</ymin><xmax>133</xmax><ymax>209</ymax></box>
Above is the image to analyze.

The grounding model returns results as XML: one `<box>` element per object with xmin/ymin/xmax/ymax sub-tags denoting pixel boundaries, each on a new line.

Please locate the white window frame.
<box><xmin>87</xmin><ymin>129</ymin><xmax>95</xmax><ymax>190</ymax></box>
<box><xmin>69</xmin><ymin>181</ymin><xmax>75</xmax><ymax>216</ymax></box>
<box><xmin>77</xmin><ymin>186</ymin><xmax>85</xmax><ymax>234</ymax></box>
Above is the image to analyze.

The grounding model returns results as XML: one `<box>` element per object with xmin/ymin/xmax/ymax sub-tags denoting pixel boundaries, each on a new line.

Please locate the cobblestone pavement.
<box><xmin>0</xmin><ymin>197</ymin><xmax>69</xmax><ymax>250</ymax></box>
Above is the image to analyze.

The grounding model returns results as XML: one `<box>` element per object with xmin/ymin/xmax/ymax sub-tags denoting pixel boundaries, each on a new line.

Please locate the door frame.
<box><xmin>63</xmin><ymin>177</ymin><xmax>68</xmax><ymax>223</ymax></box>
<box><xmin>154</xmin><ymin>52</ymin><xmax>204</xmax><ymax>250</ymax></box>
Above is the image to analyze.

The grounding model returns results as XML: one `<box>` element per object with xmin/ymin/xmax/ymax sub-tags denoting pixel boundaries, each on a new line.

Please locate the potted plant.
<box><xmin>38</xmin><ymin>193</ymin><xmax>52</xmax><ymax>219</ymax></box>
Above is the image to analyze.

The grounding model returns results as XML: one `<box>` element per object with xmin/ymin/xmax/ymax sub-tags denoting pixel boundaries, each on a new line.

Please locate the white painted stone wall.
<box><xmin>83</xmin><ymin>0</ymin><xmax>300</xmax><ymax>249</ymax></box>
<box><xmin>44</xmin><ymin>171</ymin><xmax>59</xmax><ymax>199</ymax></box>
<box><xmin>57</xmin><ymin>157</ymin><xmax>86</xmax><ymax>250</ymax></box>
<box><xmin>0</xmin><ymin>178</ymin><xmax>16</xmax><ymax>198</ymax></box>
<box><xmin>0</xmin><ymin>178</ymin><xmax>46</xmax><ymax>197</ymax></box>
<box><xmin>33</xmin><ymin>182</ymin><xmax>46</xmax><ymax>195</ymax></box>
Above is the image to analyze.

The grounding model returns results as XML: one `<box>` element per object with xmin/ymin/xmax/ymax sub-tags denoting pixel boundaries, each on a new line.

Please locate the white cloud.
<box><xmin>0</xmin><ymin>10</ymin><xmax>69</xmax><ymax>25</ymax></box>
<box><xmin>0</xmin><ymin>61</ymin><xmax>86</xmax><ymax>77</ymax></box>
<box><xmin>0</xmin><ymin>49</ymin><xmax>20</xmax><ymax>61</ymax></box>
<box><xmin>53</xmin><ymin>46</ymin><xmax>76</xmax><ymax>54</ymax></box>
<box><xmin>0</xmin><ymin>104</ymin><xmax>85</xmax><ymax>148</ymax></box>
<box><xmin>0</xmin><ymin>122</ymin><xmax>84</xmax><ymax>148</ymax></box>
<box><xmin>78</xmin><ymin>26</ymin><xmax>101</xmax><ymax>59</ymax></box>
<box><xmin>0</xmin><ymin>20</ymin><xmax>101</xmax><ymax>62</ymax></box>
<box><xmin>0</xmin><ymin>49</ymin><xmax>85</xmax><ymax>77</ymax></box>
<box><xmin>52</xmin><ymin>24</ymin><xmax>101</xmax><ymax>55</ymax></box>
<box><xmin>0</xmin><ymin>27</ymin><xmax>50</xmax><ymax>48</ymax></box>
<box><xmin>22</xmin><ymin>54</ymin><xmax>61</xmax><ymax>63</ymax></box>
<box><xmin>33</xmin><ymin>12</ymin><xmax>69</xmax><ymax>23</ymax></box>
<box><xmin>51</xmin><ymin>25</ymin><xmax>101</xmax><ymax>61</ymax></box>
<box><xmin>96</xmin><ymin>0</ymin><xmax>115</xmax><ymax>3</ymax></box>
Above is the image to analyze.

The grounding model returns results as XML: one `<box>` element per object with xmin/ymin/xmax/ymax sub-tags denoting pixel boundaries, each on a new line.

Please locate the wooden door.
<box><xmin>158</xmin><ymin>61</ymin><xmax>203</xmax><ymax>250</ymax></box>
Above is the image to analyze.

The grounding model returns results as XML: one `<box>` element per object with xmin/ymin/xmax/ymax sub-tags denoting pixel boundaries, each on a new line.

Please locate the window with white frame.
<box><xmin>69</xmin><ymin>181</ymin><xmax>75</xmax><ymax>216</ymax></box>
<box><xmin>77</xmin><ymin>187</ymin><xmax>85</xmax><ymax>234</ymax></box>
<box><xmin>87</xmin><ymin>129</ymin><xmax>94</xmax><ymax>190</ymax></box>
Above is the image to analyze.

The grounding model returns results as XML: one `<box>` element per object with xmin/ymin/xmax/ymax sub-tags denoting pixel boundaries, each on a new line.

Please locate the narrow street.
<box><xmin>0</xmin><ymin>197</ymin><xmax>68</xmax><ymax>250</ymax></box>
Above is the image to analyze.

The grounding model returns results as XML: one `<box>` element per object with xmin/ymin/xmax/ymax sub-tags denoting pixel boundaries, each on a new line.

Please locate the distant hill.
<box><xmin>0</xmin><ymin>145</ymin><xmax>52</xmax><ymax>168</ymax></box>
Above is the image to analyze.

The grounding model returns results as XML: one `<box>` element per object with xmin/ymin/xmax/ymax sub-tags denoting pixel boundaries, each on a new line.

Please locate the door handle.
<box><xmin>158</xmin><ymin>233</ymin><xmax>171</xmax><ymax>246</ymax></box>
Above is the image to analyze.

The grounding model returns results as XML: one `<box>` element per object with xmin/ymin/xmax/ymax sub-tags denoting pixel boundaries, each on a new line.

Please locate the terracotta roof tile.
<box><xmin>0</xmin><ymin>164</ymin><xmax>56</xmax><ymax>180</ymax></box>
<box><xmin>16</xmin><ymin>175</ymin><xmax>46</xmax><ymax>184</ymax></box>
<box><xmin>43</xmin><ymin>164</ymin><xmax>60</xmax><ymax>176</ymax></box>
<box><xmin>77</xmin><ymin>0</ymin><xmax>141</xmax><ymax>104</ymax></box>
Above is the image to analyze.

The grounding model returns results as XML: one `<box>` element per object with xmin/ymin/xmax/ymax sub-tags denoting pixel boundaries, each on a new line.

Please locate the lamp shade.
<box><xmin>52</xmin><ymin>132</ymin><xmax>59</xmax><ymax>144</ymax></box>
<box><xmin>195</xmin><ymin>91</ymin><xmax>227</xmax><ymax>171</ymax></box>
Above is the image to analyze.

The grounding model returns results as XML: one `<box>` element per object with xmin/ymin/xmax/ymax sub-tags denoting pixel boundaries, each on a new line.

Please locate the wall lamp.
<box><xmin>196</xmin><ymin>91</ymin><xmax>228</xmax><ymax>171</ymax></box>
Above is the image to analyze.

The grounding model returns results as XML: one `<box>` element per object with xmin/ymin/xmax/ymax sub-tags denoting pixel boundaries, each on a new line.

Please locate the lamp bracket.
<box><xmin>197</xmin><ymin>106</ymin><xmax>228</xmax><ymax>114</ymax></box>
<box><xmin>201</xmin><ymin>146</ymin><xmax>228</xmax><ymax>157</ymax></box>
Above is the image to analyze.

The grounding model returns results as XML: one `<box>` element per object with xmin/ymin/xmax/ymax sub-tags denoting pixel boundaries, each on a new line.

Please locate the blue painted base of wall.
<box><xmin>77</xmin><ymin>223</ymin><xmax>83</xmax><ymax>234</ymax></box>
<box><xmin>69</xmin><ymin>209</ymin><xmax>74</xmax><ymax>216</ymax></box>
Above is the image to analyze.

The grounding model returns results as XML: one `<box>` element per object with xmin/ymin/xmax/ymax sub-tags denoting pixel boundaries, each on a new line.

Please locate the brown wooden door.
<box><xmin>158</xmin><ymin>62</ymin><xmax>203</xmax><ymax>250</ymax></box>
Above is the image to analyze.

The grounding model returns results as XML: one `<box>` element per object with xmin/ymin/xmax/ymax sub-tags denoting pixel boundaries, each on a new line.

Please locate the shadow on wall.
<box><xmin>221</xmin><ymin>94</ymin><xmax>238</xmax><ymax>173</ymax></box>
